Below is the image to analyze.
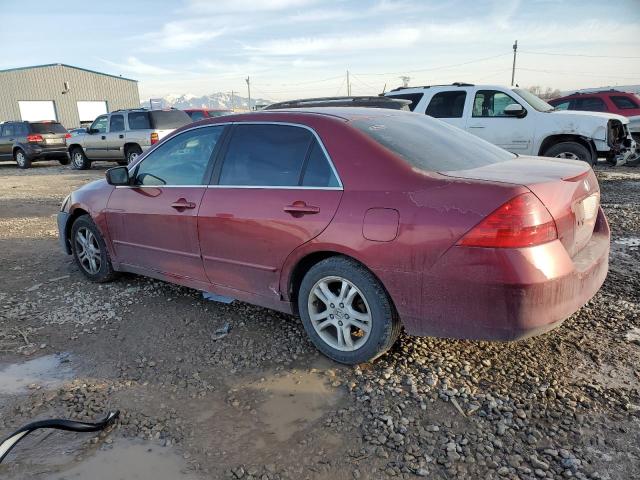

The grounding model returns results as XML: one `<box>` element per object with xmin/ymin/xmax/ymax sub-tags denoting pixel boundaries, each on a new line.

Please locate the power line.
<box><xmin>353</xmin><ymin>53</ymin><xmax>511</xmax><ymax>76</ymax></box>
<box><xmin>518</xmin><ymin>67</ymin><xmax>640</xmax><ymax>80</ymax></box>
<box><xmin>521</xmin><ymin>50</ymin><xmax>640</xmax><ymax>59</ymax></box>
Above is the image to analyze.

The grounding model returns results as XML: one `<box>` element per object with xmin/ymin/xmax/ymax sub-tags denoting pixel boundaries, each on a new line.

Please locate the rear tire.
<box><xmin>629</xmin><ymin>134</ymin><xmax>640</xmax><ymax>167</ymax></box>
<box><xmin>544</xmin><ymin>142</ymin><xmax>593</xmax><ymax>165</ymax></box>
<box><xmin>59</xmin><ymin>156</ymin><xmax>70</xmax><ymax>165</ymax></box>
<box><xmin>71</xmin><ymin>147</ymin><xmax>91</xmax><ymax>170</ymax></box>
<box><xmin>298</xmin><ymin>256</ymin><xmax>401</xmax><ymax>364</ymax></box>
<box><xmin>14</xmin><ymin>149</ymin><xmax>31</xmax><ymax>169</ymax></box>
<box><xmin>70</xmin><ymin>215</ymin><xmax>117</xmax><ymax>283</ymax></box>
<box><xmin>125</xmin><ymin>145</ymin><xmax>142</xmax><ymax>165</ymax></box>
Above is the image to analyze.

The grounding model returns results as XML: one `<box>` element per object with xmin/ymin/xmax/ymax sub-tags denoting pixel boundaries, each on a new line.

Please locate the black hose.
<box><xmin>0</xmin><ymin>410</ymin><xmax>119</xmax><ymax>463</ymax></box>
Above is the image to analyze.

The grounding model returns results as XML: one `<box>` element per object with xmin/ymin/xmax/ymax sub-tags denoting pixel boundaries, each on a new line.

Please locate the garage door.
<box><xmin>77</xmin><ymin>101</ymin><xmax>108</xmax><ymax>123</ymax></box>
<box><xmin>18</xmin><ymin>101</ymin><xmax>57</xmax><ymax>122</ymax></box>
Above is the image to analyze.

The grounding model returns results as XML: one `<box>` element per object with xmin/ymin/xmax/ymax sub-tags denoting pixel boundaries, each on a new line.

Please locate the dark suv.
<box><xmin>0</xmin><ymin>121</ymin><xmax>70</xmax><ymax>169</ymax></box>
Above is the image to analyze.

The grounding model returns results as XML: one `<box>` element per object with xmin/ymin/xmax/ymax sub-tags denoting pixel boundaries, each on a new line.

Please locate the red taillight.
<box><xmin>26</xmin><ymin>134</ymin><xmax>43</xmax><ymax>143</ymax></box>
<box><xmin>65</xmin><ymin>133</ymin><xmax>71</xmax><ymax>139</ymax></box>
<box><xmin>457</xmin><ymin>193</ymin><xmax>558</xmax><ymax>248</ymax></box>
<box><xmin>150</xmin><ymin>132</ymin><xmax>159</xmax><ymax>145</ymax></box>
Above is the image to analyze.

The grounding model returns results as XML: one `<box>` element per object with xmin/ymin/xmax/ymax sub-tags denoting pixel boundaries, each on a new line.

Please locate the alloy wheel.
<box><xmin>16</xmin><ymin>151</ymin><xmax>25</xmax><ymax>167</ymax></box>
<box><xmin>127</xmin><ymin>152</ymin><xmax>139</xmax><ymax>164</ymax></box>
<box><xmin>554</xmin><ymin>152</ymin><xmax>580</xmax><ymax>160</ymax></box>
<box><xmin>73</xmin><ymin>151</ymin><xmax>84</xmax><ymax>168</ymax></box>
<box><xmin>75</xmin><ymin>227</ymin><xmax>101</xmax><ymax>275</ymax></box>
<box><xmin>308</xmin><ymin>276</ymin><xmax>372</xmax><ymax>351</ymax></box>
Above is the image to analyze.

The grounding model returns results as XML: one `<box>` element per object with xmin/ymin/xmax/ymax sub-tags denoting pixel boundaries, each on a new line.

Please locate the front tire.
<box><xmin>71</xmin><ymin>215</ymin><xmax>117</xmax><ymax>283</ymax></box>
<box><xmin>58</xmin><ymin>156</ymin><xmax>70</xmax><ymax>165</ymax></box>
<box><xmin>71</xmin><ymin>147</ymin><xmax>91</xmax><ymax>170</ymax></box>
<box><xmin>14</xmin><ymin>149</ymin><xmax>31</xmax><ymax>169</ymax></box>
<box><xmin>298</xmin><ymin>256</ymin><xmax>401</xmax><ymax>364</ymax></box>
<box><xmin>544</xmin><ymin>142</ymin><xmax>593</xmax><ymax>165</ymax></box>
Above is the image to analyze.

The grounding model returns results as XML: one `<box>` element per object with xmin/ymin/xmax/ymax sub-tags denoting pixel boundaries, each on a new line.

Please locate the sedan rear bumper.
<box><xmin>403</xmin><ymin>208</ymin><xmax>610</xmax><ymax>341</ymax></box>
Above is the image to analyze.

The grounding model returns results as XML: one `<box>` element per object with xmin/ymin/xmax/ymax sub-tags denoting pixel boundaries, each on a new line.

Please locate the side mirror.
<box><xmin>106</xmin><ymin>166</ymin><xmax>130</xmax><ymax>186</ymax></box>
<box><xmin>504</xmin><ymin>103</ymin><xmax>526</xmax><ymax>117</ymax></box>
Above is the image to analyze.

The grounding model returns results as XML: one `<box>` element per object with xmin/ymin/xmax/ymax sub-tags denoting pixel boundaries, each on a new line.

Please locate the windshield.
<box><xmin>30</xmin><ymin>122</ymin><xmax>67</xmax><ymax>134</ymax></box>
<box><xmin>513</xmin><ymin>88</ymin><xmax>554</xmax><ymax>112</ymax></box>
<box><xmin>351</xmin><ymin>112</ymin><xmax>514</xmax><ymax>172</ymax></box>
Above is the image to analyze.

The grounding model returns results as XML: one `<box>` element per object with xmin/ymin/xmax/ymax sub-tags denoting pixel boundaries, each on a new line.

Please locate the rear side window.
<box><xmin>109</xmin><ymin>115</ymin><xmax>125</xmax><ymax>132</ymax></box>
<box><xmin>611</xmin><ymin>95</ymin><xmax>639</xmax><ymax>109</ymax></box>
<box><xmin>301</xmin><ymin>141</ymin><xmax>339</xmax><ymax>187</ymax></box>
<box><xmin>149</xmin><ymin>110</ymin><xmax>191</xmax><ymax>129</ymax></box>
<box><xmin>188</xmin><ymin>111</ymin><xmax>206</xmax><ymax>121</ymax></box>
<box><xmin>387</xmin><ymin>93</ymin><xmax>424</xmax><ymax>112</ymax></box>
<box><xmin>30</xmin><ymin>122</ymin><xmax>67</xmax><ymax>134</ymax></box>
<box><xmin>426</xmin><ymin>91</ymin><xmax>467</xmax><ymax>118</ymax></box>
<box><xmin>573</xmin><ymin>97</ymin><xmax>607</xmax><ymax>112</ymax></box>
<box><xmin>352</xmin><ymin>112</ymin><xmax>514</xmax><ymax>172</ymax></box>
<box><xmin>128</xmin><ymin>112</ymin><xmax>151</xmax><ymax>130</ymax></box>
<box><xmin>16</xmin><ymin>124</ymin><xmax>29</xmax><ymax>135</ymax></box>
<box><xmin>219</xmin><ymin>124</ymin><xmax>313</xmax><ymax>187</ymax></box>
<box><xmin>1</xmin><ymin>124</ymin><xmax>15</xmax><ymax>136</ymax></box>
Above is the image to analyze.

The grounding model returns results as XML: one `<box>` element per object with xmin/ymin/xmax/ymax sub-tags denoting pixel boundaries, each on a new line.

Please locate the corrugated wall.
<box><xmin>0</xmin><ymin>64</ymin><xmax>140</xmax><ymax>128</ymax></box>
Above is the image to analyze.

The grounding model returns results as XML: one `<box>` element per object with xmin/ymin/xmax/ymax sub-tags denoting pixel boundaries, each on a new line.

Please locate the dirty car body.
<box><xmin>57</xmin><ymin>108</ymin><xmax>610</xmax><ymax>363</ymax></box>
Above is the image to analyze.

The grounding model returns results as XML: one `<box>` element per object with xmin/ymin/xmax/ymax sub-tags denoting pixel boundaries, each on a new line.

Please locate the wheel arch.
<box><xmin>66</xmin><ymin>207</ymin><xmax>91</xmax><ymax>244</ymax></box>
<box><xmin>286</xmin><ymin>250</ymin><xmax>398</xmax><ymax>318</ymax></box>
<box><xmin>123</xmin><ymin>142</ymin><xmax>141</xmax><ymax>154</ymax></box>
<box><xmin>67</xmin><ymin>143</ymin><xmax>83</xmax><ymax>154</ymax></box>
<box><xmin>538</xmin><ymin>134</ymin><xmax>596</xmax><ymax>161</ymax></box>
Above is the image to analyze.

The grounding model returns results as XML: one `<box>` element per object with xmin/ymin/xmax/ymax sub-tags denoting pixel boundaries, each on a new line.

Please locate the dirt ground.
<box><xmin>0</xmin><ymin>159</ymin><xmax>638</xmax><ymax>480</ymax></box>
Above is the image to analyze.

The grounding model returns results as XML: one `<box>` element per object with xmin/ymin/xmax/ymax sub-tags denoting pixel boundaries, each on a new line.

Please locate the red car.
<box><xmin>184</xmin><ymin>108</ymin><xmax>234</xmax><ymax>122</ymax></box>
<box><xmin>57</xmin><ymin>109</ymin><xmax>609</xmax><ymax>364</ymax></box>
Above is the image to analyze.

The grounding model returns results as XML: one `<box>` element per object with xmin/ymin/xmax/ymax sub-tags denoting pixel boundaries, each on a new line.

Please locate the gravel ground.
<box><xmin>0</xmin><ymin>160</ymin><xmax>638</xmax><ymax>479</ymax></box>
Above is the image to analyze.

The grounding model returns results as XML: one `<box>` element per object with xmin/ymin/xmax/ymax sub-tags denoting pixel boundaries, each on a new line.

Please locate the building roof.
<box><xmin>0</xmin><ymin>63</ymin><xmax>137</xmax><ymax>82</ymax></box>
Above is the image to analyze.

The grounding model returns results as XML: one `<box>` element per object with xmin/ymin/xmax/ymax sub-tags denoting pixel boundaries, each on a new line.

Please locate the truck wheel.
<box><xmin>544</xmin><ymin>142</ymin><xmax>593</xmax><ymax>165</ymax></box>
<box><xmin>71</xmin><ymin>147</ymin><xmax>91</xmax><ymax>170</ymax></box>
<box><xmin>125</xmin><ymin>145</ymin><xmax>142</xmax><ymax>164</ymax></box>
<box><xmin>59</xmin><ymin>156</ymin><xmax>70</xmax><ymax>165</ymax></box>
<box><xmin>298</xmin><ymin>256</ymin><xmax>401</xmax><ymax>364</ymax></box>
<box><xmin>14</xmin><ymin>149</ymin><xmax>31</xmax><ymax>169</ymax></box>
<box><xmin>629</xmin><ymin>134</ymin><xmax>640</xmax><ymax>167</ymax></box>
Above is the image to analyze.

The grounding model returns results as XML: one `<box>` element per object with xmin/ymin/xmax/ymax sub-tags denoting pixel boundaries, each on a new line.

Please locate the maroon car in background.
<box><xmin>184</xmin><ymin>108</ymin><xmax>234</xmax><ymax>122</ymax></box>
<box><xmin>57</xmin><ymin>108</ymin><xmax>609</xmax><ymax>364</ymax></box>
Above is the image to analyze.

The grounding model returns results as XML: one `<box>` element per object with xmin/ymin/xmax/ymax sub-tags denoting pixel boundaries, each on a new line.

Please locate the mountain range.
<box><xmin>140</xmin><ymin>92</ymin><xmax>274</xmax><ymax>110</ymax></box>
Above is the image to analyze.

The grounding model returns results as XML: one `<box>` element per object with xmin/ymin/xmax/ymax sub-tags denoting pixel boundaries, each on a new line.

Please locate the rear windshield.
<box><xmin>30</xmin><ymin>122</ymin><xmax>67</xmax><ymax>134</ymax></box>
<box><xmin>149</xmin><ymin>110</ymin><xmax>191</xmax><ymax>129</ymax></box>
<box><xmin>351</xmin><ymin>112</ymin><xmax>514</xmax><ymax>172</ymax></box>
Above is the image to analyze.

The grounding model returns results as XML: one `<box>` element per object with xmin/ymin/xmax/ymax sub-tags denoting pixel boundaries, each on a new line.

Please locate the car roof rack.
<box><xmin>264</xmin><ymin>96</ymin><xmax>411</xmax><ymax>110</ymax></box>
<box><xmin>387</xmin><ymin>82</ymin><xmax>474</xmax><ymax>93</ymax></box>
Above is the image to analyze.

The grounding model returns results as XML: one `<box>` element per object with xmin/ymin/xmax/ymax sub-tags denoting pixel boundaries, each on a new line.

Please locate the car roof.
<box><xmin>386</xmin><ymin>83</ymin><xmax>517</xmax><ymax>94</ymax></box>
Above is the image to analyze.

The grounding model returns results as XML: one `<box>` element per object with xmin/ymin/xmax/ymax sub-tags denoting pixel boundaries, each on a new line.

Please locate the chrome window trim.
<box><xmin>115</xmin><ymin>185</ymin><xmax>342</xmax><ymax>190</ymax></box>
<box><xmin>127</xmin><ymin>121</ymin><xmax>344</xmax><ymax>190</ymax></box>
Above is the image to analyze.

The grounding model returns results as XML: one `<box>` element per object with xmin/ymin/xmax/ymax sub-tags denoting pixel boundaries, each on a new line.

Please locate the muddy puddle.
<box><xmin>40</xmin><ymin>439</ymin><xmax>200</xmax><ymax>480</ymax></box>
<box><xmin>248</xmin><ymin>370</ymin><xmax>343</xmax><ymax>442</ymax></box>
<box><xmin>0</xmin><ymin>353</ymin><xmax>74</xmax><ymax>395</ymax></box>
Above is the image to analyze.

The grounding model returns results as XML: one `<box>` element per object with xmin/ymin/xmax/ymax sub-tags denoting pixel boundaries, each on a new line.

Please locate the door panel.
<box><xmin>0</xmin><ymin>124</ymin><xmax>14</xmax><ymax>158</ymax></box>
<box><xmin>106</xmin><ymin>186</ymin><xmax>208</xmax><ymax>280</ymax></box>
<box><xmin>106</xmin><ymin>114</ymin><xmax>126</xmax><ymax>159</ymax></box>
<box><xmin>84</xmin><ymin>115</ymin><xmax>109</xmax><ymax>159</ymax></box>
<box><xmin>198</xmin><ymin>188</ymin><xmax>342</xmax><ymax>296</ymax></box>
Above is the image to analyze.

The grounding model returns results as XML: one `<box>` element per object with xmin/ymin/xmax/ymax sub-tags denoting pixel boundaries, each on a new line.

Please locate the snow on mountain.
<box><xmin>141</xmin><ymin>92</ymin><xmax>274</xmax><ymax>110</ymax></box>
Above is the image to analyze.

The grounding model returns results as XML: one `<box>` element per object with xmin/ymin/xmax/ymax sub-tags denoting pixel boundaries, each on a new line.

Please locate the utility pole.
<box><xmin>346</xmin><ymin>70</ymin><xmax>351</xmax><ymax>96</ymax></box>
<box><xmin>511</xmin><ymin>40</ymin><xmax>518</xmax><ymax>86</ymax></box>
<box><xmin>245</xmin><ymin>77</ymin><xmax>251</xmax><ymax>111</ymax></box>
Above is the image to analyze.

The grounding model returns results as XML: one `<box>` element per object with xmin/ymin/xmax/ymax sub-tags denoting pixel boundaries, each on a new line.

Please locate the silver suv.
<box><xmin>66</xmin><ymin>108</ymin><xmax>191</xmax><ymax>169</ymax></box>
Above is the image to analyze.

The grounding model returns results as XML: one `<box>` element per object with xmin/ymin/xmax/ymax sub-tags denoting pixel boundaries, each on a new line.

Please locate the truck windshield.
<box><xmin>513</xmin><ymin>89</ymin><xmax>555</xmax><ymax>112</ymax></box>
<box><xmin>351</xmin><ymin>112</ymin><xmax>514</xmax><ymax>172</ymax></box>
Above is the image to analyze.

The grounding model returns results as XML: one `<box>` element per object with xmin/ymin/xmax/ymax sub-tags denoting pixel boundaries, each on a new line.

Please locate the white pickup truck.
<box><xmin>385</xmin><ymin>83</ymin><xmax>639</xmax><ymax>166</ymax></box>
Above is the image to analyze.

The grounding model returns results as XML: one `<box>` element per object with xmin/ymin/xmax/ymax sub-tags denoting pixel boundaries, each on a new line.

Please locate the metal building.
<box><xmin>0</xmin><ymin>64</ymin><xmax>140</xmax><ymax>128</ymax></box>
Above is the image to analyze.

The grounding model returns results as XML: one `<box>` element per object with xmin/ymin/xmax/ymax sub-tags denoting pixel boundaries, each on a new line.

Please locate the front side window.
<box><xmin>573</xmin><ymin>97</ymin><xmax>607</xmax><ymax>112</ymax></box>
<box><xmin>128</xmin><ymin>112</ymin><xmax>151</xmax><ymax>130</ymax></box>
<box><xmin>90</xmin><ymin>116</ymin><xmax>108</xmax><ymax>133</ymax></box>
<box><xmin>134</xmin><ymin>126</ymin><xmax>224</xmax><ymax>186</ymax></box>
<box><xmin>109</xmin><ymin>115</ymin><xmax>124</xmax><ymax>132</ymax></box>
<box><xmin>426</xmin><ymin>91</ymin><xmax>467</xmax><ymax>118</ymax></box>
<box><xmin>473</xmin><ymin>90</ymin><xmax>521</xmax><ymax>117</ymax></box>
<box><xmin>218</xmin><ymin>124</ymin><xmax>313</xmax><ymax>187</ymax></box>
<box><xmin>611</xmin><ymin>95</ymin><xmax>639</xmax><ymax>109</ymax></box>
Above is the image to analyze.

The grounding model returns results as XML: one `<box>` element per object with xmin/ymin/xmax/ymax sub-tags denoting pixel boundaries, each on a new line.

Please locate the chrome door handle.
<box><xmin>284</xmin><ymin>202</ymin><xmax>320</xmax><ymax>215</ymax></box>
<box><xmin>171</xmin><ymin>199</ymin><xmax>197</xmax><ymax>210</ymax></box>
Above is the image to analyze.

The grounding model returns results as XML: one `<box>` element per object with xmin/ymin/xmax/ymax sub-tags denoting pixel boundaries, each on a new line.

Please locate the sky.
<box><xmin>1</xmin><ymin>0</ymin><xmax>639</xmax><ymax>101</ymax></box>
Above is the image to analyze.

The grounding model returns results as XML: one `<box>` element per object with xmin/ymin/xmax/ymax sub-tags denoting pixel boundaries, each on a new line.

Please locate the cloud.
<box><xmin>187</xmin><ymin>0</ymin><xmax>318</xmax><ymax>13</ymax></box>
<box><xmin>99</xmin><ymin>57</ymin><xmax>176</xmax><ymax>76</ymax></box>
<box><xmin>136</xmin><ymin>21</ymin><xmax>226</xmax><ymax>51</ymax></box>
<box><xmin>244</xmin><ymin>27</ymin><xmax>422</xmax><ymax>55</ymax></box>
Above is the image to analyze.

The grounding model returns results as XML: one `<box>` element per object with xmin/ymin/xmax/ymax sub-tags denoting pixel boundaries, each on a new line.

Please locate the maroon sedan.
<box><xmin>57</xmin><ymin>108</ymin><xmax>609</xmax><ymax>364</ymax></box>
